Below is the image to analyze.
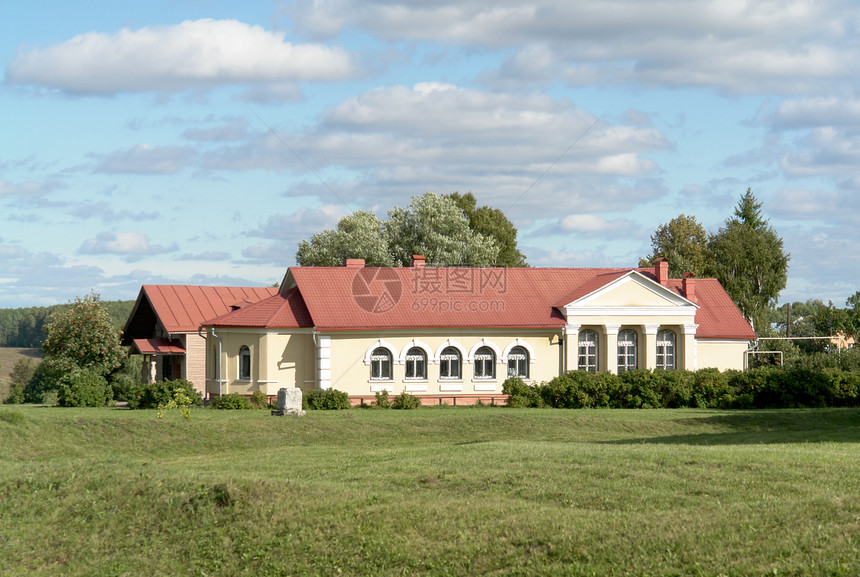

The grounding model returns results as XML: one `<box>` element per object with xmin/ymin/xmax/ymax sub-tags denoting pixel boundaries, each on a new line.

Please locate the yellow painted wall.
<box><xmin>585</xmin><ymin>279</ymin><xmax>678</xmax><ymax>307</ymax></box>
<box><xmin>204</xmin><ymin>329</ymin><xmax>315</xmax><ymax>397</ymax></box>
<box><xmin>327</xmin><ymin>330</ymin><xmax>560</xmax><ymax>396</ymax></box>
<box><xmin>697</xmin><ymin>339</ymin><xmax>750</xmax><ymax>371</ymax></box>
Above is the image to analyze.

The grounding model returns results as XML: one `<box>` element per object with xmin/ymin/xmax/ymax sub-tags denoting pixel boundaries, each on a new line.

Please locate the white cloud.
<box><xmin>93</xmin><ymin>143</ymin><xmax>197</xmax><ymax>174</ymax></box>
<box><xmin>78</xmin><ymin>232</ymin><xmax>178</xmax><ymax>262</ymax></box>
<box><xmin>201</xmin><ymin>84</ymin><xmax>669</xmax><ymax>217</ymax></box>
<box><xmin>177</xmin><ymin>251</ymin><xmax>231</xmax><ymax>262</ymax></box>
<box><xmin>6</xmin><ymin>19</ymin><xmax>356</xmax><ymax>95</ymax></box>
<box><xmin>290</xmin><ymin>0</ymin><xmax>858</xmax><ymax>94</ymax></box>
<box><xmin>0</xmin><ymin>179</ymin><xmax>63</xmax><ymax>199</ymax></box>
<box><xmin>560</xmin><ymin>214</ymin><xmax>632</xmax><ymax>234</ymax></box>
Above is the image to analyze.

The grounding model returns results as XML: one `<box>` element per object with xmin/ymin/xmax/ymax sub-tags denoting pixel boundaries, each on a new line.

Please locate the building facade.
<box><xmin>199</xmin><ymin>258</ymin><xmax>755</xmax><ymax>404</ymax></box>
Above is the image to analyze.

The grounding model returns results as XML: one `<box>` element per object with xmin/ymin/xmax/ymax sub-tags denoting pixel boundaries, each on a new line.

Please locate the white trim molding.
<box><xmin>397</xmin><ymin>339</ymin><xmax>434</xmax><ymax>364</ymax></box>
<box><xmin>433</xmin><ymin>339</ymin><xmax>468</xmax><ymax>363</ymax></box>
<box><xmin>502</xmin><ymin>338</ymin><xmax>537</xmax><ymax>364</ymax></box>
<box><xmin>467</xmin><ymin>338</ymin><xmax>502</xmax><ymax>363</ymax></box>
<box><xmin>363</xmin><ymin>339</ymin><xmax>398</xmax><ymax>365</ymax></box>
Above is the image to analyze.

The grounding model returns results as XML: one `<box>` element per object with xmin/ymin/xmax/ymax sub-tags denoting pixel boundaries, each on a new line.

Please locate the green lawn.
<box><xmin>1</xmin><ymin>406</ymin><xmax>858</xmax><ymax>576</ymax></box>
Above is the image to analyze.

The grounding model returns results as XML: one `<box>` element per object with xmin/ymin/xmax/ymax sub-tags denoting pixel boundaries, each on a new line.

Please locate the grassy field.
<box><xmin>0</xmin><ymin>406</ymin><xmax>858</xmax><ymax>576</ymax></box>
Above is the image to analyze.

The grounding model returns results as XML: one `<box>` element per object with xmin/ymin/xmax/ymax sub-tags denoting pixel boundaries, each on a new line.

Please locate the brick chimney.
<box><xmin>682</xmin><ymin>272</ymin><xmax>696</xmax><ymax>302</ymax></box>
<box><xmin>411</xmin><ymin>255</ymin><xmax>426</xmax><ymax>268</ymax></box>
<box><xmin>654</xmin><ymin>258</ymin><xmax>669</xmax><ymax>286</ymax></box>
<box><xmin>344</xmin><ymin>258</ymin><xmax>365</xmax><ymax>268</ymax></box>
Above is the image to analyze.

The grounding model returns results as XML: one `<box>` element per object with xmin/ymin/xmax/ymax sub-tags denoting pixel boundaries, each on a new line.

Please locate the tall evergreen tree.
<box><xmin>706</xmin><ymin>189</ymin><xmax>789</xmax><ymax>331</ymax></box>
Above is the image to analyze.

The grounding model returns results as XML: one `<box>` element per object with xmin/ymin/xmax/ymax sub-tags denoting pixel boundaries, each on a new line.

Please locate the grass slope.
<box><xmin>0</xmin><ymin>407</ymin><xmax>858</xmax><ymax>576</ymax></box>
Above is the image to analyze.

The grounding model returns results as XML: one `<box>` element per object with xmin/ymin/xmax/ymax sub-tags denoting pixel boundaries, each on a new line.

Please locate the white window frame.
<box><xmin>404</xmin><ymin>346</ymin><xmax>427</xmax><ymax>380</ymax></box>
<box><xmin>617</xmin><ymin>329</ymin><xmax>638</xmax><ymax>374</ymax></box>
<box><xmin>507</xmin><ymin>346</ymin><xmax>529</xmax><ymax>379</ymax></box>
<box><xmin>439</xmin><ymin>346</ymin><xmax>462</xmax><ymax>380</ymax></box>
<box><xmin>473</xmin><ymin>346</ymin><xmax>496</xmax><ymax>380</ymax></box>
<box><xmin>238</xmin><ymin>346</ymin><xmax>251</xmax><ymax>381</ymax></box>
<box><xmin>578</xmin><ymin>329</ymin><xmax>598</xmax><ymax>373</ymax></box>
<box><xmin>370</xmin><ymin>347</ymin><xmax>393</xmax><ymax>381</ymax></box>
<box><xmin>656</xmin><ymin>329</ymin><xmax>676</xmax><ymax>370</ymax></box>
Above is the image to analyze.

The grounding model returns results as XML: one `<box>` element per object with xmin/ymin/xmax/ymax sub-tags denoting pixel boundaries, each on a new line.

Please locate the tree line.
<box><xmin>0</xmin><ymin>300</ymin><xmax>133</xmax><ymax>348</ymax></box>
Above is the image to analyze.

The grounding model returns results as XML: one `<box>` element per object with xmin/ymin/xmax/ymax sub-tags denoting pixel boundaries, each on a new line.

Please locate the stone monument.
<box><xmin>271</xmin><ymin>387</ymin><xmax>306</xmax><ymax>416</ymax></box>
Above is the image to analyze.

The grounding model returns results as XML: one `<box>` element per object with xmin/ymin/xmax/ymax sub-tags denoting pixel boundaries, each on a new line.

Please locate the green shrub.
<box><xmin>373</xmin><ymin>389</ymin><xmax>390</xmax><ymax>408</ymax></box>
<box><xmin>157</xmin><ymin>386</ymin><xmax>197</xmax><ymax>419</ymax></box>
<box><xmin>249</xmin><ymin>391</ymin><xmax>269</xmax><ymax>409</ymax></box>
<box><xmin>108</xmin><ymin>354</ymin><xmax>142</xmax><ymax>402</ymax></box>
<box><xmin>691</xmin><ymin>368</ymin><xmax>731</xmax><ymax>408</ymax></box>
<box><xmin>503</xmin><ymin>377</ymin><xmax>543</xmax><ymax>407</ymax></box>
<box><xmin>22</xmin><ymin>362</ymin><xmax>60</xmax><ymax>404</ymax></box>
<box><xmin>391</xmin><ymin>391</ymin><xmax>421</xmax><ymax>409</ymax></box>
<box><xmin>210</xmin><ymin>393</ymin><xmax>252</xmax><ymax>410</ymax></box>
<box><xmin>652</xmin><ymin>370</ymin><xmax>694</xmax><ymax>408</ymax></box>
<box><xmin>305</xmin><ymin>388</ymin><xmax>351</xmax><ymax>410</ymax></box>
<box><xmin>3</xmin><ymin>358</ymin><xmax>36</xmax><ymax>404</ymax></box>
<box><xmin>128</xmin><ymin>379</ymin><xmax>202</xmax><ymax>410</ymax></box>
<box><xmin>57</xmin><ymin>367</ymin><xmax>112</xmax><ymax>407</ymax></box>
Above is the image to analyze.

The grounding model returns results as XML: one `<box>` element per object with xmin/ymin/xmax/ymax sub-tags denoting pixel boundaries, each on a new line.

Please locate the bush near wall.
<box><xmin>503</xmin><ymin>366</ymin><xmax>860</xmax><ymax>410</ymax></box>
<box><xmin>210</xmin><ymin>393</ymin><xmax>252</xmax><ymax>410</ymax></box>
<box><xmin>304</xmin><ymin>388</ymin><xmax>351</xmax><ymax>410</ymax></box>
<box><xmin>127</xmin><ymin>379</ymin><xmax>202</xmax><ymax>410</ymax></box>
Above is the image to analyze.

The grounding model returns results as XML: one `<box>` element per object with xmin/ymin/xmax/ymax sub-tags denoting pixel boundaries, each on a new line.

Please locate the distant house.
<box><xmin>121</xmin><ymin>285</ymin><xmax>277</xmax><ymax>394</ymax></box>
<box><xmin>197</xmin><ymin>257</ymin><xmax>755</xmax><ymax>404</ymax></box>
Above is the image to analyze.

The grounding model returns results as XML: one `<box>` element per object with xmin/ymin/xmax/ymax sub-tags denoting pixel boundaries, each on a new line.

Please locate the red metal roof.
<box><xmin>131</xmin><ymin>338</ymin><xmax>185</xmax><ymax>355</ymax></box>
<box><xmin>200</xmin><ymin>265</ymin><xmax>754</xmax><ymax>340</ymax></box>
<box><xmin>130</xmin><ymin>285</ymin><xmax>278</xmax><ymax>334</ymax></box>
<box><xmin>205</xmin><ymin>287</ymin><xmax>312</xmax><ymax>328</ymax></box>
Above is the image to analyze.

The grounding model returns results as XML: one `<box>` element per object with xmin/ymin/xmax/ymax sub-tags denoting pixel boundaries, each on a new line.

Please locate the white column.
<box><xmin>317</xmin><ymin>335</ymin><xmax>331</xmax><ymax>390</ymax></box>
<box><xmin>604</xmin><ymin>324</ymin><xmax>620</xmax><ymax>374</ymax></box>
<box><xmin>565</xmin><ymin>323</ymin><xmax>581</xmax><ymax>372</ymax></box>
<box><xmin>682</xmin><ymin>324</ymin><xmax>699</xmax><ymax>371</ymax></box>
<box><xmin>643</xmin><ymin>323</ymin><xmax>660</xmax><ymax>371</ymax></box>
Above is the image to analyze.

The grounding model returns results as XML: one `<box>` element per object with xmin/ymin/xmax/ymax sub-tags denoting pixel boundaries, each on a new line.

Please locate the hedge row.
<box><xmin>503</xmin><ymin>367</ymin><xmax>860</xmax><ymax>410</ymax></box>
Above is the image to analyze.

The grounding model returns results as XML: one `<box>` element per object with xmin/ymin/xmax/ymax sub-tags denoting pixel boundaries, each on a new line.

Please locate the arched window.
<box><xmin>370</xmin><ymin>347</ymin><xmax>392</xmax><ymax>380</ymax></box>
<box><xmin>617</xmin><ymin>329</ymin><xmax>638</xmax><ymax>373</ymax></box>
<box><xmin>656</xmin><ymin>329</ymin><xmax>676</xmax><ymax>370</ymax></box>
<box><xmin>578</xmin><ymin>329</ymin><xmax>598</xmax><ymax>373</ymax></box>
<box><xmin>439</xmin><ymin>346</ymin><xmax>462</xmax><ymax>380</ymax></box>
<box><xmin>404</xmin><ymin>346</ymin><xmax>427</xmax><ymax>380</ymax></box>
<box><xmin>239</xmin><ymin>346</ymin><xmax>251</xmax><ymax>380</ymax></box>
<box><xmin>473</xmin><ymin>346</ymin><xmax>496</xmax><ymax>379</ymax></box>
<box><xmin>507</xmin><ymin>346</ymin><xmax>529</xmax><ymax>378</ymax></box>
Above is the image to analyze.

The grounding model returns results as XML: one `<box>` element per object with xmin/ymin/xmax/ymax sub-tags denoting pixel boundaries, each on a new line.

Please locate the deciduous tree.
<box><xmin>385</xmin><ymin>193</ymin><xmax>499</xmax><ymax>266</ymax></box>
<box><xmin>296</xmin><ymin>211</ymin><xmax>394</xmax><ymax>267</ymax></box>
<box><xmin>447</xmin><ymin>192</ymin><xmax>527</xmax><ymax>267</ymax></box>
<box><xmin>639</xmin><ymin>214</ymin><xmax>708</xmax><ymax>277</ymax></box>
<box><xmin>297</xmin><ymin>193</ymin><xmax>506</xmax><ymax>268</ymax></box>
<box><xmin>42</xmin><ymin>293</ymin><xmax>124</xmax><ymax>380</ymax></box>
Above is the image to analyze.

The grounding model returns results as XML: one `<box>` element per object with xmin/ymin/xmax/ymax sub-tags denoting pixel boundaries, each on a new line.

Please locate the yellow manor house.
<box><xmin>123</xmin><ymin>257</ymin><xmax>756</xmax><ymax>405</ymax></box>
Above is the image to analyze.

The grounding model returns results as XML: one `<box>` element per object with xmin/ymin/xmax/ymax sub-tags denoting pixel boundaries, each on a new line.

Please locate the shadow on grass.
<box><xmin>605</xmin><ymin>408</ymin><xmax>860</xmax><ymax>446</ymax></box>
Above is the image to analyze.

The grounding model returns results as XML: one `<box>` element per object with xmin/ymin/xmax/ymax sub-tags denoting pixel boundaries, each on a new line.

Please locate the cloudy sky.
<box><xmin>2</xmin><ymin>0</ymin><xmax>859</xmax><ymax>308</ymax></box>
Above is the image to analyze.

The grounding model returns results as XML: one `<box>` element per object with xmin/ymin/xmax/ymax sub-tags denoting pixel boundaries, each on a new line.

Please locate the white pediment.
<box><xmin>562</xmin><ymin>271</ymin><xmax>698</xmax><ymax>319</ymax></box>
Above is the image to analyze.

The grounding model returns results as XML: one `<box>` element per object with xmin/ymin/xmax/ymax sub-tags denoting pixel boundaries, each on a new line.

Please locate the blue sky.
<box><xmin>2</xmin><ymin>0</ymin><xmax>859</xmax><ymax>308</ymax></box>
